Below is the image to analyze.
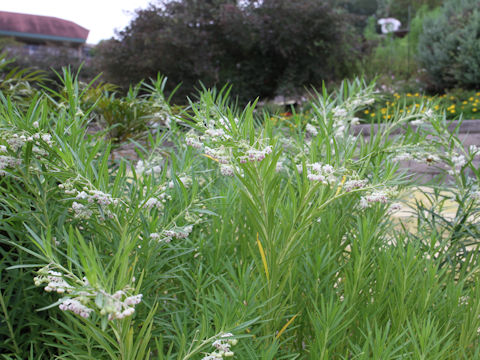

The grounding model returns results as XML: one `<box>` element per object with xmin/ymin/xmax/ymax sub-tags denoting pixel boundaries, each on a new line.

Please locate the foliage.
<box><xmin>418</xmin><ymin>0</ymin><xmax>480</xmax><ymax>91</ymax></box>
<box><xmin>2</xmin><ymin>71</ymin><xmax>480</xmax><ymax>359</ymax></box>
<box><xmin>95</xmin><ymin>0</ymin><xmax>361</xmax><ymax>104</ymax></box>
<box><xmin>360</xmin><ymin>5</ymin><xmax>442</xmax><ymax>93</ymax></box>
<box><xmin>376</xmin><ymin>0</ymin><xmax>443</xmax><ymax>24</ymax></box>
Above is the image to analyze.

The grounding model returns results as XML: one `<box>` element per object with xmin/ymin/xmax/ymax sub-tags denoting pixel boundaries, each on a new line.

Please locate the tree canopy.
<box><xmin>96</xmin><ymin>0</ymin><xmax>361</xmax><ymax>102</ymax></box>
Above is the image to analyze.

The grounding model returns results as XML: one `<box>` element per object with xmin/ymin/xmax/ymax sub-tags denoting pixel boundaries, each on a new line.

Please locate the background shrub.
<box><xmin>95</xmin><ymin>0</ymin><xmax>361</xmax><ymax>103</ymax></box>
<box><xmin>418</xmin><ymin>0</ymin><xmax>480</xmax><ymax>91</ymax></box>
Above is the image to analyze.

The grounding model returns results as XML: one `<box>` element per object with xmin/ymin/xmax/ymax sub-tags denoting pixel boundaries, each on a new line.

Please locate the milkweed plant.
<box><xmin>2</xmin><ymin>70</ymin><xmax>480</xmax><ymax>359</ymax></box>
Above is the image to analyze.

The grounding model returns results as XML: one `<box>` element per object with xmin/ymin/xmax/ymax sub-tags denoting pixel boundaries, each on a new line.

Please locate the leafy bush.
<box><xmin>418</xmin><ymin>0</ymin><xmax>480</xmax><ymax>90</ymax></box>
<box><xmin>360</xmin><ymin>5</ymin><xmax>441</xmax><ymax>92</ymax></box>
<box><xmin>3</xmin><ymin>71</ymin><xmax>480</xmax><ymax>358</ymax></box>
<box><xmin>95</xmin><ymin>0</ymin><xmax>361</xmax><ymax>103</ymax></box>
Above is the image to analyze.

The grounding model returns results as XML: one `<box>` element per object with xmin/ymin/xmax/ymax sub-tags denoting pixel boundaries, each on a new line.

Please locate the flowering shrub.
<box><xmin>2</xmin><ymin>74</ymin><xmax>480</xmax><ymax>359</ymax></box>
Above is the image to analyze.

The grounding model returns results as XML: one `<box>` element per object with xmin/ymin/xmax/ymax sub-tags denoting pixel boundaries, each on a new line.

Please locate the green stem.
<box><xmin>0</xmin><ymin>289</ymin><xmax>20</xmax><ymax>354</ymax></box>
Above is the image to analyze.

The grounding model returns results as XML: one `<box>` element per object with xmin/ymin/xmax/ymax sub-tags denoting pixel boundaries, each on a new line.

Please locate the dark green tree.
<box><xmin>418</xmin><ymin>0</ymin><xmax>480</xmax><ymax>90</ymax></box>
<box><xmin>95</xmin><ymin>0</ymin><xmax>361</xmax><ymax>103</ymax></box>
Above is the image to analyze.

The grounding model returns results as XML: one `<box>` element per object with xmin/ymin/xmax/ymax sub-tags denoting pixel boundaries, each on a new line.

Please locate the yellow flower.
<box><xmin>463</xmin><ymin>101</ymin><xmax>468</xmax><ymax>105</ymax></box>
<box><xmin>370</xmin><ymin>113</ymin><xmax>375</xmax><ymax>117</ymax></box>
<box><xmin>474</xmin><ymin>108</ymin><xmax>478</xmax><ymax>112</ymax></box>
<box><xmin>364</xmin><ymin>109</ymin><xmax>370</xmax><ymax>114</ymax></box>
<box><xmin>469</xmin><ymin>97</ymin><xmax>474</xmax><ymax>101</ymax></box>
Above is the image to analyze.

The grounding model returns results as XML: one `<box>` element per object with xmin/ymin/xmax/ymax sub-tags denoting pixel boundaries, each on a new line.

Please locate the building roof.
<box><xmin>0</xmin><ymin>11</ymin><xmax>89</xmax><ymax>43</ymax></box>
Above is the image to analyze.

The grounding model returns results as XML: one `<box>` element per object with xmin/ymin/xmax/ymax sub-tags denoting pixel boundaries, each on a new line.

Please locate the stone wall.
<box><xmin>351</xmin><ymin>120</ymin><xmax>480</xmax><ymax>183</ymax></box>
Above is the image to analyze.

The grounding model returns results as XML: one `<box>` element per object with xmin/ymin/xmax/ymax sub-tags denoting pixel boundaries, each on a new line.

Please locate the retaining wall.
<box><xmin>351</xmin><ymin>120</ymin><xmax>480</xmax><ymax>183</ymax></box>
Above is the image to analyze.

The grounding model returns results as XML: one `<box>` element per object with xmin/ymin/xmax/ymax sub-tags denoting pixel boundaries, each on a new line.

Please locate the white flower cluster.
<box><xmin>331</xmin><ymin>107</ymin><xmax>353</xmax><ymax>137</ymax></box>
<box><xmin>0</xmin><ymin>155</ymin><xmax>21</xmax><ymax>175</ymax></box>
<box><xmin>71</xmin><ymin>201</ymin><xmax>93</xmax><ymax>219</ymax></box>
<box><xmin>333</xmin><ymin>107</ymin><xmax>348</xmax><ymax>119</ymax></box>
<box><xmin>423</xmin><ymin>153</ymin><xmax>441</xmax><ymax>164</ymax></box>
<box><xmin>392</xmin><ymin>152</ymin><xmax>413</xmax><ymax>162</ymax></box>
<box><xmin>150</xmin><ymin>225</ymin><xmax>194</xmax><ymax>243</ymax></box>
<box><xmin>343</xmin><ymin>179</ymin><xmax>368</xmax><ymax>192</ymax></box>
<box><xmin>99</xmin><ymin>290</ymin><xmax>143</xmax><ymax>320</ymax></box>
<box><xmin>34</xmin><ymin>268</ymin><xmax>73</xmax><ymax>294</ymax></box>
<box><xmin>306</xmin><ymin>123</ymin><xmax>318</xmax><ymax>137</ymax></box>
<box><xmin>410</xmin><ymin>119</ymin><xmax>424</xmax><ymax>126</ymax></box>
<box><xmin>185</xmin><ymin>116</ymin><xmax>272</xmax><ymax>176</ymax></box>
<box><xmin>394</xmin><ymin>149</ymin><xmax>440</xmax><ymax>165</ymax></box>
<box><xmin>34</xmin><ymin>266</ymin><xmax>143</xmax><ymax>321</ymax></box>
<box><xmin>144</xmin><ymin>197</ymin><xmax>164</xmax><ymax>211</ymax></box>
<box><xmin>59</xmin><ymin>298</ymin><xmax>94</xmax><ymax>318</ymax></box>
<box><xmin>75</xmin><ymin>189</ymin><xmax>117</xmax><ymax>207</ymax></box>
<box><xmin>276</xmin><ymin>159</ymin><xmax>285</xmax><ymax>172</ymax></box>
<box><xmin>202</xmin><ymin>333</ymin><xmax>238</xmax><ymax>359</ymax></box>
<box><xmin>243</xmin><ymin>145</ymin><xmax>272</xmax><ymax>162</ymax></box>
<box><xmin>61</xmin><ymin>183</ymin><xmax>118</xmax><ymax>220</ymax></box>
<box><xmin>135</xmin><ymin>159</ymin><xmax>162</xmax><ymax>175</ymax></box>
<box><xmin>205</xmin><ymin>146</ymin><xmax>230</xmax><ymax>164</ymax></box>
<box><xmin>218</xmin><ymin>116</ymin><xmax>240</xmax><ymax>129</ymax></box>
<box><xmin>306</xmin><ymin>162</ymin><xmax>336</xmax><ymax>184</ymax></box>
<box><xmin>168</xmin><ymin>175</ymin><xmax>192</xmax><ymax>189</ymax></box>
<box><xmin>206</xmin><ymin>128</ymin><xmax>230</xmax><ymax>138</ymax></box>
<box><xmin>5</xmin><ymin>132</ymin><xmax>53</xmax><ymax>152</ymax></box>
<box><xmin>448</xmin><ymin>154</ymin><xmax>467</xmax><ymax>176</ymax></box>
<box><xmin>143</xmin><ymin>186</ymin><xmax>172</xmax><ymax>212</ymax></box>
<box><xmin>186</xmin><ymin>132</ymin><xmax>204</xmax><ymax>149</ymax></box>
<box><xmin>359</xmin><ymin>190</ymin><xmax>389</xmax><ymax>209</ymax></box>
<box><xmin>220</xmin><ymin>164</ymin><xmax>236</xmax><ymax>176</ymax></box>
<box><xmin>327</xmin><ymin>94</ymin><xmax>375</xmax><ymax>137</ymax></box>
<box><xmin>351</xmin><ymin>97</ymin><xmax>375</xmax><ymax>108</ymax></box>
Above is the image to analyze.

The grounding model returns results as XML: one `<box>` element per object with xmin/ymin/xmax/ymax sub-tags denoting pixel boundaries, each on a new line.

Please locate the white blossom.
<box><xmin>59</xmin><ymin>298</ymin><xmax>93</xmax><ymax>318</ymax></box>
<box><xmin>144</xmin><ymin>197</ymin><xmax>164</xmax><ymax>210</ymax></box>
<box><xmin>306</xmin><ymin>123</ymin><xmax>318</xmax><ymax>136</ymax></box>
<box><xmin>359</xmin><ymin>191</ymin><xmax>389</xmax><ymax>209</ymax></box>
<box><xmin>343</xmin><ymin>179</ymin><xmax>368</xmax><ymax>192</ymax></box>
<box><xmin>220</xmin><ymin>164</ymin><xmax>235</xmax><ymax>176</ymax></box>
<box><xmin>333</xmin><ymin>107</ymin><xmax>348</xmax><ymax>118</ymax></box>
<box><xmin>72</xmin><ymin>201</ymin><xmax>93</xmax><ymax>219</ymax></box>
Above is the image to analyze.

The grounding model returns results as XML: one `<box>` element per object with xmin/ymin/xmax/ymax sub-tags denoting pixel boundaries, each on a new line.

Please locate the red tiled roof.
<box><xmin>0</xmin><ymin>11</ymin><xmax>89</xmax><ymax>42</ymax></box>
